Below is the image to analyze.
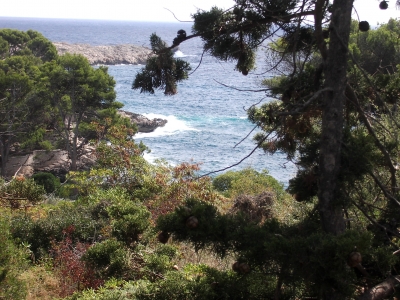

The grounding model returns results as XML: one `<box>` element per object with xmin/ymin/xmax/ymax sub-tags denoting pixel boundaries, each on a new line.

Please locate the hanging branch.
<box><xmin>234</xmin><ymin>125</ymin><xmax>258</xmax><ymax>148</ymax></box>
<box><xmin>197</xmin><ymin>130</ymin><xmax>274</xmax><ymax>178</ymax></box>
<box><xmin>368</xmin><ymin>171</ymin><xmax>400</xmax><ymax>208</ymax></box>
<box><xmin>346</xmin><ymin>84</ymin><xmax>398</xmax><ymax>194</ymax></box>
<box><xmin>188</xmin><ymin>49</ymin><xmax>206</xmax><ymax>75</ymax></box>
<box><xmin>213</xmin><ymin>79</ymin><xmax>272</xmax><ymax>92</ymax></box>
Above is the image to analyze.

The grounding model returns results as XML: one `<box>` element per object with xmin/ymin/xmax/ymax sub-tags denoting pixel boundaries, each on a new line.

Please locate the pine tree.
<box><xmin>134</xmin><ymin>1</ymin><xmax>400</xmax><ymax>299</ymax></box>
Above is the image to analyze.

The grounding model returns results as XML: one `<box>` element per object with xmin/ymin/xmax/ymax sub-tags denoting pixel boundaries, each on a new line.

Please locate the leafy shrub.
<box><xmin>32</xmin><ymin>172</ymin><xmax>61</xmax><ymax>193</ymax></box>
<box><xmin>107</xmin><ymin>201</ymin><xmax>151</xmax><ymax>246</ymax></box>
<box><xmin>51</xmin><ymin>226</ymin><xmax>103</xmax><ymax>297</ymax></box>
<box><xmin>0</xmin><ymin>216</ymin><xmax>27</xmax><ymax>300</ymax></box>
<box><xmin>0</xmin><ymin>177</ymin><xmax>45</xmax><ymax>207</ymax></box>
<box><xmin>82</xmin><ymin>239</ymin><xmax>128</xmax><ymax>278</ymax></box>
<box><xmin>139</xmin><ymin>161</ymin><xmax>223</xmax><ymax>220</ymax></box>
<box><xmin>11</xmin><ymin>202</ymin><xmax>109</xmax><ymax>259</ymax></box>
<box><xmin>77</xmin><ymin>186</ymin><xmax>131</xmax><ymax>206</ymax></box>
<box><xmin>213</xmin><ymin>168</ymin><xmax>285</xmax><ymax>200</ymax></box>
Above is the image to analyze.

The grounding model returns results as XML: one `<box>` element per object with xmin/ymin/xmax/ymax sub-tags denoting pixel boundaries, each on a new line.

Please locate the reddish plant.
<box><xmin>51</xmin><ymin>225</ymin><xmax>103</xmax><ymax>297</ymax></box>
<box><xmin>146</xmin><ymin>162</ymin><xmax>223</xmax><ymax>221</ymax></box>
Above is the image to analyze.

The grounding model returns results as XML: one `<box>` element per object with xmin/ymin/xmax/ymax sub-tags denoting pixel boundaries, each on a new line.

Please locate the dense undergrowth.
<box><xmin>0</xmin><ymin>163</ymin><xmax>298</xmax><ymax>300</ymax></box>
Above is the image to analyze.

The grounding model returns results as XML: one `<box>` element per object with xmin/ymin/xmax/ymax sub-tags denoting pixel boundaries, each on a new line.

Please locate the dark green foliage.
<box><xmin>39</xmin><ymin>53</ymin><xmax>118</xmax><ymax>171</ymax></box>
<box><xmin>107</xmin><ymin>200</ymin><xmax>151</xmax><ymax>246</ymax></box>
<box><xmin>350</xmin><ymin>19</ymin><xmax>400</xmax><ymax>75</ymax></box>
<box><xmin>132</xmin><ymin>34</ymin><xmax>191</xmax><ymax>95</ymax></box>
<box><xmin>281</xmin><ymin>25</ymin><xmax>317</xmax><ymax>52</ymax></box>
<box><xmin>10</xmin><ymin>202</ymin><xmax>109</xmax><ymax>258</ymax></box>
<box><xmin>32</xmin><ymin>172</ymin><xmax>61</xmax><ymax>194</ymax></box>
<box><xmin>20</xmin><ymin>128</ymin><xmax>54</xmax><ymax>151</ymax></box>
<box><xmin>156</xmin><ymin>198</ymin><xmax>383</xmax><ymax>298</ymax></box>
<box><xmin>157</xmin><ymin>199</ymin><xmax>236</xmax><ymax>256</ymax></box>
<box><xmin>0</xmin><ymin>29</ymin><xmax>57</xmax><ymax>61</ymax></box>
<box><xmin>25</xmin><ymin>30</ymin><xmax>58</xmax><ymax>62</ymax></box>
<box><xmin>82</xmin><ymin>239</ymin><xmax>129</xmax><ymax>278</ymax></box>
<box><xmin>0</xmin><ymin>29</ymin><xmax>57</xmax><ymax>176</ymax></box>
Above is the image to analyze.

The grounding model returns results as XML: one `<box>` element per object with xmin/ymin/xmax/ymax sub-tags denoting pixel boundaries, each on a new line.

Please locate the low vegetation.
<box><xmin>3</xmin><ymin>4</ymin><xmax>400</xmax><ymax>300</ymax></box>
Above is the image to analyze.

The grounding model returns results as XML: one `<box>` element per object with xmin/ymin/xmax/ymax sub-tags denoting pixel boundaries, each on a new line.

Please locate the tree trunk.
<box><xmin>358</xmin><ymin>275</ymin><xmax>400</xmax><ymax>300</ymax></box>
<box><xmin>318</xmin><ymin>2</ymin><xmax>354</xmax><ymax>297</ymax></box>
<box><xmin>0</xmin><ymin>136</ymin><xmax>11</xmax><ymax>177</ymax></box>
<box><xmin>318</xmin><ymin>0</ymin><xmax>353</xmax><ymax>236</ymax></box>
<box><xmin>70</xmin><ymin>126</ymin><xmax>78</xmax><ymax>171</ymax></box>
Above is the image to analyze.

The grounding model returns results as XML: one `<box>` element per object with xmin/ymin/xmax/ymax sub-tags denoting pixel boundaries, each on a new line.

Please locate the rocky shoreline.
<box><xmin>54</xmin><ymin>42</ymin><xmax>153</xmax><ymax>65</ymax></box>
<box><xmin>3</xmin><ymin>112</ymin><xmax>167</xmax><ymax>179</ymax></box>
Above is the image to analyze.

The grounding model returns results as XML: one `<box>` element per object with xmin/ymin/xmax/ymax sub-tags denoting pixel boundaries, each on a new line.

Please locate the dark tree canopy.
<box><xmin>132</xmin><ymin>33</ymin><xmax>191</xmax><ymax>95</ymax></box>
<box><xmin>134</xmin><ymin>1</ymin><xmax>400</xmax><ymax>299</ymax></box>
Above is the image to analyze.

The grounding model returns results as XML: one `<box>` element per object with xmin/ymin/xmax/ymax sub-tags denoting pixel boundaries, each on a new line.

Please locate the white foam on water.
<box><xmin>173</xmin><ymin>50</ymin><xmax>197</xmax><ymax>58</ymax></box>
<box><xmin>135</xmin><ymin>114</ymin><xmax>199</xmax><ymax>138</ymax></box>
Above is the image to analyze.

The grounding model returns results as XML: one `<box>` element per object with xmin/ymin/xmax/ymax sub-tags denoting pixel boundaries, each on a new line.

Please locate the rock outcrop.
<box><xmin>118</xmin><ymin>110</ymin><xmax>167</xmax><ymax>133</ymax></box>
<box><xmin>2</xmin><ymin>113</ymin><xmax>166</xmax><ymax>179</ymax></box>
<box><xmin>54</xmin><ymin>42</ymin><xmax>152</xmax><ymax>65</ymax></box>
<box><xmin>3</xmin><ymin>148</ymin><xmax>96</xmax><ymax>180</ymax></box>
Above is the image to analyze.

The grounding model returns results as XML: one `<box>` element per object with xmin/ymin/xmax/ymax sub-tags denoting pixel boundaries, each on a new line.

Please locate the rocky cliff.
<box><xmin>54</xmin><ymin>42</ymin><xmax>152</xmax><ymax>65</ymax></box>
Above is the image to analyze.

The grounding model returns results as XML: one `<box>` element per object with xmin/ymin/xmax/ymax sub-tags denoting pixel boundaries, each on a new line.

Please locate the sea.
<box><xmin>0</xmin><ymin>17</ymin><xmax>296</xmax><ymax>185</ymax></box>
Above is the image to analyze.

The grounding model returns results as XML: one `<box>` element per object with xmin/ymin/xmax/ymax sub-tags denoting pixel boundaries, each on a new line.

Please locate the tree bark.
<box><xmin>317</xmin><ymin>2</ymin><xmax>354</xmax><ymax>297</ymax></box>
<box><xmin>358</xmin><ymin>275</ymin><xmax>400</xmax><ymax>300</ymax></box>
<box><xmin>318</xmin><ymin>0</ymin><xmax>354</xmax><ymax>236</ymax></box>
<box><xmin>0</xmin><ymin>136</ymin><xmax>11</xmax><ymax>177</ymax></box>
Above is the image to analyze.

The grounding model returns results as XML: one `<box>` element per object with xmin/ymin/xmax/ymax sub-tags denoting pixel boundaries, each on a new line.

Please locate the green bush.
<box><xmin>213</xmin><ymin>168</ymin><xmax>286</xmax><ymax>200</ymax></box>
<box><xmin>107</xmin><ymin>201</ymin><xmax>151</xmax><ymax>246</ymax></box>
<box><xmin>32</xmin><ymin>172</ymin><xmax>61</xmax><ymax>193</ymax></box>
<box><xmin>0</xmin><ymin>177</ymin><xmax>45</xmax><ymax>205</ymax></box>
<box><xmin>0</xmin><ymin>217</ymin><xmax>27</xmax><ymax>300</ymax></box>
<box><xmin>20</xmin><ymin>128</ymin><xmax>54</xmax><ymax>151</ymax></box>
<box><xmin>82</xmin><ymin>239</ymin><xmax>128</xmax><ymax>278</ymax></box>
<box><xmin>11</xmin><ymin>202</ymin><xmax>109</xmax><ymax>259</ymax></box>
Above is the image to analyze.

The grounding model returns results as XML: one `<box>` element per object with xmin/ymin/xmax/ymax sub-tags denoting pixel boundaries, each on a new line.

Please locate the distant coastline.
<box><xmin>53</xmin><ymin>42</ymin><xmax>152</xmax><ymax>65</ymax></box>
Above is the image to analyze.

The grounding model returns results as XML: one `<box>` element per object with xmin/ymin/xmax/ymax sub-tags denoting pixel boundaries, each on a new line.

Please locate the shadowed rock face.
<box><xmin>54</xmin><ymin>42</ymin><xmax>152</xmax><ymax>65</ymax></box>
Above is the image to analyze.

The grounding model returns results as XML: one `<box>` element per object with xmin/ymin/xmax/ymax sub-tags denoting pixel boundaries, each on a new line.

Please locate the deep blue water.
<box><xmin>0</xmin><ymin>17</ymin><xmax>296</xmax><ymax>185</ymax></box>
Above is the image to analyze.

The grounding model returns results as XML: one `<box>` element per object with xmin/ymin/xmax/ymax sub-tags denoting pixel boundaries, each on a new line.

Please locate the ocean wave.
<box><xmin>173</xmin><ymin>50</ymin><xmax>197</xmax><ymax>58</ymax></box>
<box><xmin>135</xmin><ymin>114</ymin><xmax>199</xmax><ymax>138</ymax></box>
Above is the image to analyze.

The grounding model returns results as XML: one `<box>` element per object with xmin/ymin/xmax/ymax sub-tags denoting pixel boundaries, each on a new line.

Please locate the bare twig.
<box><xmin>188</xmin><ymin>49</ymin><xmax>206</xmax><ymax>75</ymax></box>
<box><xmin>197</xmin><ymin>132</ymin><xmax>272</xmax><ymax>178</ymax></box>
<box><xmin>163</xmin><ymin>8</ymin><xmax>193</xmax><ymax>22</ymax></box>
<box><xmin>213</xmin><ymin>79</ymin><xmax>271</xmax><ymax>93</ymax></box>
<box><xmin>234</xmin><ymin>125</ymin><xmax>258</xmax><ymax>148</ymax></box>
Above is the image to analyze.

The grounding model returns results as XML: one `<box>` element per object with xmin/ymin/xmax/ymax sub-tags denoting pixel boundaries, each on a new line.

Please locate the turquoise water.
<box><xmin>0</xmin><ymin>17</ymin><xmax>296</xmax><ymax>184</ymax></box>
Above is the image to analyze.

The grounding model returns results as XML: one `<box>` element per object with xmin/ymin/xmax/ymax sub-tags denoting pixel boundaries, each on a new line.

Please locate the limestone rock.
<box><xmin>54</xmin><ymin>42</ymin><xmax>152</xmax><ymax>65</ymax></box>
<box><xmin>3</xmin><ymin>148</ymin><xmax>96</xmax><ymax>180</ymax></box>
